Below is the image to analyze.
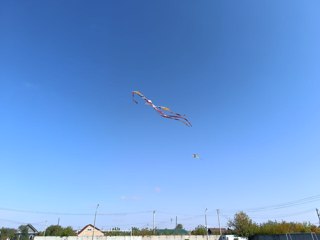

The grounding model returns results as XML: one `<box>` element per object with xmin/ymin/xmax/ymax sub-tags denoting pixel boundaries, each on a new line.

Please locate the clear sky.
<box><xmin>1</xmin><ymin>0</ymin><xmax>320</xmax><ymax>232</ymax></box>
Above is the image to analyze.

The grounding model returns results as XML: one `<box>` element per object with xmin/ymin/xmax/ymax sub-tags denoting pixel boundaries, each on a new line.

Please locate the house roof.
<box><xmin>208</xmin><ymin>228</ymin><xmax>228</xmax><ymax>234</ymax></box>
<box><xmin>26</xmin><ymin>224</ymin><xmax>39</xmax><ymax>233</ymax></box>
<box><xmin>16</xmin><ymin>224</ymin><xmax>39</xmax><ymax>234</ymax></box>
<box><xmin>78</xmin><ymin>224</ymin><xmax>102</xmax><ymax>235</ymax></box>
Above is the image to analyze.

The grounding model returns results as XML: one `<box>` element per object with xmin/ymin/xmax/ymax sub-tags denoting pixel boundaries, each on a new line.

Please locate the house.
<box><xmin>77</xmin><ymin>224</ymin><xmax>104</xmax><ymax>237</ymax></box>
<box><xmin>208</xmin><ymin>228</ymin><xmax>228</xmax><ymax>235</ymax></box>
<box><xmin>16</xmin><ymin>224</ymin><xmax>39</xmax><ymax>240</ymax></box>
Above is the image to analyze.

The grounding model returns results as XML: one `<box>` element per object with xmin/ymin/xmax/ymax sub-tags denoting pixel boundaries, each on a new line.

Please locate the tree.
<box><xmin>18</xmin><ymin>225</ymin><xmax>29</xmax><ymax>240</ymax></box>
<box><xmin>175</xmin><ymin>224</ymin><xmax>183</xmax><ymax>230</ymax></box>
<box><xmin>191</xmin><ymin>225</ymin><xmax>207</xmax><ymax>235</ymax></box>
<box><xmin>45</xmin><ymin>225</ymin><xmax>63</xmax><ymax>236</ymax></box>
<box><xmin>0</xmin><ymin>228</ymin><xmax>17</xmax><ymax>240</ymax></box>
<box><xmin>137</xmin><ymin>228</ymin><xmax>153</xmax><ymax>236</ymax></box>
<box><xmin>227</xmin><ymin>211</ymin><xmax>258</xmax><ymax>238</ymax></box>
<box><xmin>61</xmin><ymin>227</ymin><xmax>76</xmax><ymax>236</ymax></box>
<box><xmin>131</xmin><ymin>227</ymin><xmax>139</xmax><ymax>236</ymax></box>
<box><xmin>256</xmin><ymin>221</ymin><xmax>320</xmax><ymax>235</ymax></box>
<box><xmin>44</xmin><ymin>225</ymin><xmax>76</xmax><ymax>237</ymax></box>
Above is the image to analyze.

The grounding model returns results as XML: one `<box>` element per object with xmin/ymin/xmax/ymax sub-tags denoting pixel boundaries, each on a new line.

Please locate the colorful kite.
<box><xmin>132</xmin><ymin>91</ymin><xmax>192</xmax><ymax>127</ymax></box>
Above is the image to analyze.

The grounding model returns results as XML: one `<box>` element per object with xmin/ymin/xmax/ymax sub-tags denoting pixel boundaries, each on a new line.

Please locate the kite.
<box><xmin>132</xmin><ymin>90</ymin><xmax>192</xmax><ymax>127</ymax></box>
<box><xmin>192</xmin><ymin>154</ymin><xmax>200</xmax><ymax>159</ymax></box>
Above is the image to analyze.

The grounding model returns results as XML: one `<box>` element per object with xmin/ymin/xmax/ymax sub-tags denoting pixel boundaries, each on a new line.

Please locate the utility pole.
<box><xmin>92</xmin><ymin>204</ymin><xmax>99</xmax><ymax>240</ymax></box>
<box><xmin>57</xmin><ymin>218</ymin><xmax>60</xmax><ymax>226</ymax></box>
<box><xmin>153</xmin><ymin>210</ymin><xmax>156</xmax><ymax>234</ymax></box>
<box><xmin>316</xmin><ymin>208</ymin><xmax>320</xmax><ymax>227</ymax></box>
<box><xmin>205</xmin><ymin>208</ymin><xmax>208</xmax><ymax>240</ymax></box>
<box><xmin>217</xmin><ymin>209</ymin><xmax>222</xmax><ymax>235</ymax></box>
<box><xmin>176</xmin><ymin>216</ymin><xmax>178</xmax><ymax>228</ymax></box>
<box><xmin>44</xmin><ymin>220</ymin><xmax>47</xmax><ymax>236</ymax></box>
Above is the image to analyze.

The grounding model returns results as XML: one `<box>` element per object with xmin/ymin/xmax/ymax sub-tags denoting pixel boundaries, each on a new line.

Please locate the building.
<box><xmin>208</xmin><ymin>228</ymin><xmax>228</xmax><ymax>235</ymax></box>
<box><xmin>16</xmin><ymin>224</ymin><xmax>39</xmax><ymax>240</ymax></box>
<box><xmin>77</xmin><ymin>224</ymin><xmax>104</xmax><ymax>237</ymax></box>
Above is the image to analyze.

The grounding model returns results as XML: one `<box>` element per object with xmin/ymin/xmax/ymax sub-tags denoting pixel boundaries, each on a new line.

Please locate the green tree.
<box><xmin>256</xmin><ymin>221</ymin><xmax>320</xmax><ymax>235</ymax></box>
<box><xmin>18</xmin><ymin>225</ymin><xmax>29</xmax><ymax>240</ymax></box>
<box><xmin>44</xmin><ymin>225</ymin><xmax>76</xmax><ymax>237</ymax></box>
<box><xmin>138</xmin><ymin>228</ymin><xmax>153</xmax><ymax>236</ymax></box>
<box><xmin>227</xmin><ymin>211</ymin><xmax>258</xmax><ymax>238</ymax></box>
<box><xmin>131</xmin><ymin>227</ymin><xmax>139</xmax><ymax>236</ymax></box>
<box><xmin>175</xmin><ymin>224</ymin><xmax>183</xmax><ymax>230</ymax></box>
<box><xmin>0</xmin><ymin>227</ymin><xmax>17</xmax><ymax>240</ymax></box>
<box><xmin>310</xmin><ymin>224</ymin><xmax>320</xmax><ymax>233</ymax></box>
<box><xmin>45</xmin><ymin>225</ymin><xmax>63</xmax><ymax>236</ymax></box>
<box><xmin>61</xmin><ymin>227</ymin><xmax>76</xmax><ymax>236</ymax></box>
<box><xmin>191</xmin><ymin>225</ymin><xmax>207</xmax><ymax>235</ymax></box>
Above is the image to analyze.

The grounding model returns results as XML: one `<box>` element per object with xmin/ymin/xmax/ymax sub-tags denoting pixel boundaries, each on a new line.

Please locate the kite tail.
<box><xmin>179</xmin><ymin>118</ymin><xmax>192</xmax><ymax>127</ymax></box>
<box><xmin>132</xmin><ymin>91</ymin><xmax>142</xmax><ymax>104</ymax></box>
<box><xmin>175</xmin><ymin>118</ymin><xmax>192</xmax><ymax>127</ymax></box>
<box><xmin>158</xmin><ymin>106</ymin><xmax>187</xmax><ymax>117</ymax></box>
<box><xmin>162</xmin><ymin>114</ymin><xmax>192</xmax><ymax>127</ymax></box>
<box><xmin>132</xmin><ymin>90</ymin><xmax>192</xmax><ymax>127</ymax></box>
<box><xmin>158</xmin><ymin>106</ymin><xmax>192</xmax><ymax>127</ymax></box>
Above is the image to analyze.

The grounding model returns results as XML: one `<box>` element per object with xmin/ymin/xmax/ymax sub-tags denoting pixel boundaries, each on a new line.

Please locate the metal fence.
<box><xmin>250</xmin><ymin>233</ymin><xmax>320</xmax><ymax>240</ymax></box>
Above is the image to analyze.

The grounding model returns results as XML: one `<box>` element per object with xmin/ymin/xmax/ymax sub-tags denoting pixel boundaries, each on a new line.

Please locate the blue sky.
<box><xmin>1</xmin><ymin>0</ymin><xmax>320</xmax><ymax>231</ymax></box>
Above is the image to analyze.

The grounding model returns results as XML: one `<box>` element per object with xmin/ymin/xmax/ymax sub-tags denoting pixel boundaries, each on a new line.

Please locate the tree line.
<box><xmin>227</xmin><ymin>211</ymin><xmax>320</xmax><ymax>238</ymax></box>
<box><xmin>1</xmin><ymin>212</ymin><xmax>319</xmax><ymax>239</ymax></box>
<box><xmin>0</xmin><ymin>225</ymin><xmax>76</xmax><ymax>240</ymax></box>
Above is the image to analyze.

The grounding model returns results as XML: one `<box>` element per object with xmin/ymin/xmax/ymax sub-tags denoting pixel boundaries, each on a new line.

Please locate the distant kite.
<box><xmin>192</xmin><ymin>154</ymin><xmax>200</xmax><ymax>159</ymax></box>
<box><xmin>132</xmin><ymin>91</ymin><xmax>192</xmax><ymax>127</ymax></box>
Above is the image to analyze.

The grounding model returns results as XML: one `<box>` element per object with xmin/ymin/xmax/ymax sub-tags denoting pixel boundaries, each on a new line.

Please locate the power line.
<box><xmin>2</xmin><ymin>193</ymin><xmax>318</xmax><ymax>217</ymax></box>
<box><xmin>1</xmin><ymin>194</ymin><xmax>320</xmax><ymax>229</ymax></box>
<box><xmin>0</xmin><ymin>207</ymin><xmax>152</xmax><ymax>216</ymax></box>
<box><xmin>249</xmin><ymin>208</ymin><xmax>315</xmax><ymax>220</ymax></box>
<box><xmin>244</xmin><ymin>194</ymin><xmax>320</xmax><ymax>213</ymax></box>
<box><xmin>0</xmin><ymin>218</ymin><xmax>47</xmax><ymax>226</ymax></box>
<box><xmin>219</xmin><ymin>194</ymin><xmax>320</xmax><ymax>214</ymax></box>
